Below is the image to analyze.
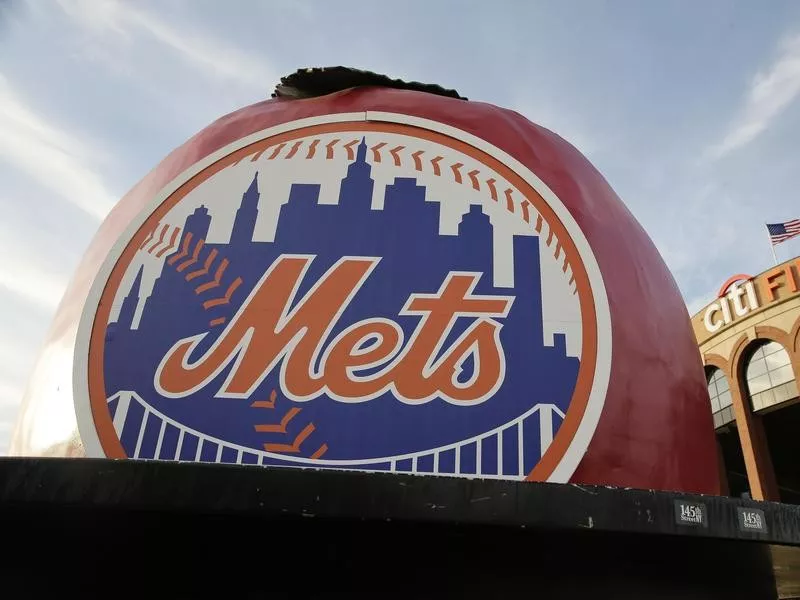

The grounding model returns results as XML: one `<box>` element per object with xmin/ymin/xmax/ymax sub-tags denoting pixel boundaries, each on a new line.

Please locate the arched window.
<box><xmin>744</xmin><ymin>341</ymin><xmax>798</xmax><ymax>413</ymax></box>
<box><xmin>707</xmin><ymin>368</ymin><xmax>734</xmax><ymax>429</ymax></box>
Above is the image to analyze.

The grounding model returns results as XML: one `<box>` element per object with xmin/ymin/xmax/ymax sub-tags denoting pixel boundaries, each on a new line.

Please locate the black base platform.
<box><xmin>0</xmin><ymin>458</ymin><xmax>798</xmax><ymax>599</ymax></box>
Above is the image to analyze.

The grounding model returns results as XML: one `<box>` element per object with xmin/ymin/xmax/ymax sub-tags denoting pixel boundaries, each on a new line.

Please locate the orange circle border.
<box><xmin>86</xmin><ymin>121</ymin><xmax>598</xmax><ymax>482</ymax></box>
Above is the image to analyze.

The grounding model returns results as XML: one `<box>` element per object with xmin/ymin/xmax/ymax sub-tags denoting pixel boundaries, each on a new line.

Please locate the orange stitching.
<box><xmin>155</xmin><ymin>227</ymin><xmax>181</xmax><ymax>258</ymax></box>
<box><xmin>305</xmin><ymin>139</ymin><xmax>320</xmax><ymax>159</ymax></box>
<box><xmin>467</xmin><ymin>169</ymin><xmax>480</xmax><ymax>191</ymax></box>
<box><xmin>251</xmin><ymin>390</ymin><xmax>327</xmax><ymax>459</ymax></box>
<box><xmin>264</xmin><ymin>423</ymin><xmax>315</xmax><ymax>453</ymax></box>
<box><xmin>285</xmin><ymin>140</ymin><xmax>302</xmax><ymax>159</ymax></box>
<box><xmin>389</xmin><ymin>145</ymin><xmax>404</xmax><ymax>167</ymax></box>
<box><xmin>202</xmin><ymin>277</ymin><xmax>242</xmax><ymax>309</ymax></box>
<box><xmin>209</xmin><ymin>317</ymin><xmax>226</xmax><ymax>327</ymax></box>
<box><xmin>249</xmin><ymin>148</ymin><xmax>266</xmax><ymax>162</ymax></box>
<box><xmin>310</xmin><ymin>444</ymin><xmax>328</xmax><ymax>459</ymax></box>
<box><xmin>140</xmin><ymin>228</ymin><xmax>155</xmax><ymax>249</ymax></box>
<box><xmin>450</xmin><ymin>162</ymin><xmax>463</xmax><ymax>184</ymax></box>
<box><xmin>504</xmin><ymin>188</ymin><xmax>514</xmax><ymax>212</ymax></box>
<box><xmin>486</xmin><ymin>178</ymin><xmax>498</xmax><ymax>201</ymax></box>
<box><xmin>176</xmin><ymin>239</ymin><xmax>204</xmax><ymax>272</ymax></box>
<box><xmin>148</xmin><ymin>224</ymin><xmax>168</xmax><ymax>254</ymax></box>
<box><xmin>370</xmin><ymin>142</ymin><xmax>386</xmax><ymax>162</ymax></box>
<box><xmin>520</xmin><ymin>201</ymin><xmax>531</xmax><ymax>224</ymax></box>
<box><xmin>186</xmin><ymin>249</ymin><xmax>218</xmax><ymax>281</ymax></box>
<box><xmin>325</xmin><ymin>139</ymin><xmax>340</xmax><ymax>159</ymax></box>
<box><xmin>268</xmin><ymin>143</ymin><xmax>286</xmax><ymax>160</ymax></box>
<box><xmin>411</xmin><ymin>150</ymin><xmax>424</xmax><ymax>171</ymax></box>
<box><xmin>251</xmin><ymin>390</ymin><xmax>278</xmax><ymax>409</ymax></box>
<box><xmin>167</xmin><ymin>233</ymin><xmax>193</xmax><ymax>265</ymax></box>
<box><xmin>255</xmin><ymin>407</ymin><xmax>301</xmax><ymax>433</ymax></box>
<box><xmin>195</xmin><ymin>258</ymin><xmax>229</xmax><ymax>294</ymax></box>
<box><xmin>554</xmin><ymin>242</ymin><xmax>562</xmax><ymax>260</ymax></box>
<box><xmin>238</xmin><ymin>135</ymin><xmax>577</xmax><ymax>309</ymax></box>
<box><xmin>342</xmin><ymin>139</ymin><xmax>359</xmax><ymax>160</ymax></box>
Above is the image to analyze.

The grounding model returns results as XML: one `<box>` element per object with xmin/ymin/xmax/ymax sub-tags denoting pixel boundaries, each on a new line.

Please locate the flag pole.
<box><xmin>766</xmin><ymin>224</ymin><xmax>778</xmax><ymax>265</ymax></box>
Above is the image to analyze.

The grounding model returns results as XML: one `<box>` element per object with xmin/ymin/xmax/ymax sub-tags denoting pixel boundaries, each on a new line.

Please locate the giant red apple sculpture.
<box><xmin>8</xmin><ymin>68</ymin><xmax>718</xmax><ymax>494</ymax></box>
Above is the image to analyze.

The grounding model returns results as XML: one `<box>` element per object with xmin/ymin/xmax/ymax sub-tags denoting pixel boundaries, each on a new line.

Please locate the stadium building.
<box><xmin>692</xmin><ymin>256</ymin><xmax>800</xmax><ymax>503</ymax></box>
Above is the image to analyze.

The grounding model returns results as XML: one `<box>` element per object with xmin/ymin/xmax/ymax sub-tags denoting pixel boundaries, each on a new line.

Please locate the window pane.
<box><xmin>748</xmin><ymin>373</ymin><xmax>771</xmax><ymax>395</ymax></box>
<box><xmin>747</xmin><ymin>357</ymin><xmax>767</xmax><ymax>379</ymax></box>
<box><xmin>716</xmin><ymin>374</ymin><xmax>729</xmax><ymax>393</ymax></box>
<box><xmin>710</xmin><ymin>394</ymin><xmax>720</xmax><ymax>412</ymax></box>
<box><xmin>770</xmin><ymin>364</ymin><xmax>795</xmax><ymax>387</ymax></box>
<box><xmin>718</xmin><ymin>390</ymin><xmax>733</xmax><ymax>409</ymax></box>
<box><xmin>765</xmin><ymin>349</ymin><xmax>791</xmax><ymax>371</ymax></box>
<box><xmin>762</xmin><ymin>341</ymin><xmax>783</xmax><ymax>357</ymax></box>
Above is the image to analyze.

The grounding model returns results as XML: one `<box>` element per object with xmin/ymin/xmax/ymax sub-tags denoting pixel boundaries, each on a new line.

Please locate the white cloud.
<box><xmin>0</xmin><ymin>75</ymin><xmax>116</xmax><ymax>220</ymax></box>
<box><xmin>707</xmin><ymin>33</ymin><xmax>800</xmax><ymax>160</ymax></box>
<box><xmin>55</xmin><ymin>0</ymin><xmax>274</xmax><ymax>90</ymax></box>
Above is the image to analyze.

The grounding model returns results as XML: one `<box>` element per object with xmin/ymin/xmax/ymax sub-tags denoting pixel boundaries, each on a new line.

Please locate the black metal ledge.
<box><xmin>0</xmin><ymin>457</ymin><xmax>797</xmax><ymax>546</ymax></box>
<box><xmin>0</xmin><ymin>458</ymin><xmax>796</xmax><ymax>598</ymax></box>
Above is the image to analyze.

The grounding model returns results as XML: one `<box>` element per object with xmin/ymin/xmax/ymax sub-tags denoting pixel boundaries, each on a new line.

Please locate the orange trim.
<box><xmin>88</xmin><ymin>120</ymin><xmax>599</xmax><ymax>481</ymax></box>
<box><xmin>717</xmin><ymin>274</ymin><xmax>754</xmax><ymax>298</ymax></box>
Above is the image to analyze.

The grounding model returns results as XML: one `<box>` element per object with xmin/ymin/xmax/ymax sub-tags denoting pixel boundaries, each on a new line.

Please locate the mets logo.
<box><xmin>74</xmin><ymin>113</ymin><xmax>611</xmax><ymax>482</ymax></box>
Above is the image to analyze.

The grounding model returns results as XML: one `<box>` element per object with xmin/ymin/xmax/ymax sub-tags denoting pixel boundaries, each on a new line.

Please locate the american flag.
<box><xmin>766</xmin><ymin>219</ymin><xmax>800</xmax><ymax>246</ymax></box>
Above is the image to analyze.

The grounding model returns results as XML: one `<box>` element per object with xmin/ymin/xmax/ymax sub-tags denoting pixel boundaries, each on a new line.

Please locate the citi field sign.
<box><xmin>74</xmin><ymin>114</ymin><xmax>612</xmax><ymax>482</ymax></box>
<box><xmin>699</xmin><ymin>264</ymin><xmax>800</xmax><ymax>337</ymax></box>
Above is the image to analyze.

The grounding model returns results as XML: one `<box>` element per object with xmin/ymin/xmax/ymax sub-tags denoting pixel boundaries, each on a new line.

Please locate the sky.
<box><xmin>1</xmin><ymin>0</ymin><xmax>800</xmax><ymax>453</ymax></box>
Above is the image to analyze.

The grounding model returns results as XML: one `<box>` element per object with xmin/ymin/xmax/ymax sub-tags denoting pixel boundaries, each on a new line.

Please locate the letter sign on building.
<box><xmin>74</xmin><ymin>114</ymin><xmax>613</xmax><ymax>483</ymax></box>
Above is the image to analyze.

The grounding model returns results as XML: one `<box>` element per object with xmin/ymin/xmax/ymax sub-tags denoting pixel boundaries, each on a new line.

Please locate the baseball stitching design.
<box><xmin>137</xmin><ymin>225</ymin><xmax>326</xmax><ymax>458</ymax></box>
<box><xmin>240</xmin><ymin>136</ymin><xmax>577</xmax><ymax>294</ymax></box>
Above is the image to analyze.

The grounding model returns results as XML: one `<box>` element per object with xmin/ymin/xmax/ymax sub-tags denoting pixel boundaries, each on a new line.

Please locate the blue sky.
<box><xmin>1</xmin><ymin>0</ymin><xmax>800</xmax><ymax>452</ymax></box>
